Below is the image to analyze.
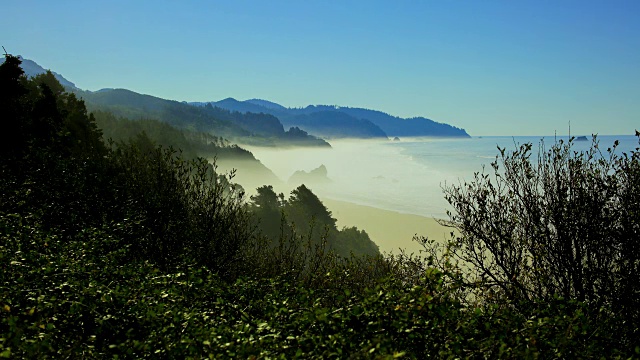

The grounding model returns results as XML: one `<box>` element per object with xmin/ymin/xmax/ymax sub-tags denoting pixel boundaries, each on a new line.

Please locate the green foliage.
<box><xmin>286</xmin><ymin>184</ymin><xmax>337</xmax><ymax>235</ymax></box>
<box><xmin>249</xmin><ymin>184</ymin><xmax>380</xmax><ymax>259</ymax></box>
<box><xmin>249</xmin><ymin>185</ymin><xmax>286</xmax><ymax>241</ymax></box>
<box><xmin>0</xmin><ymin>55</ymin><xmax>253</xmax><ymax>275</ymax></box>
<box><xmin>442</xmin><ymin>135</ymin><xmax>640</xmax><ymax>347</ymax></box>
<box><xmin>1</xmin><ymin>54</ymin><xmax>636</xmax><ymax>358</ymax></box>
<box><xmin>334</xmin><ymin>226</ymin><xmax>380</xmax><ymax>258</ymax></box>
<box><xmin>1</xmin><ymin>217</ymin><xmax>621</xmax><ymax>358</ymax></box>
<box><xmin>106</xmin><ymin>142</ymin><xmax>253</xmax><ymax>274</ymax></box>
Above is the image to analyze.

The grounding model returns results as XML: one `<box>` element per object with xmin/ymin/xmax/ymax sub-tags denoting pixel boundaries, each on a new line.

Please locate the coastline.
<box><xmin>322</xmin><ymin>198</ymin><xmax>453</xmax><ymax>255</ymax></box>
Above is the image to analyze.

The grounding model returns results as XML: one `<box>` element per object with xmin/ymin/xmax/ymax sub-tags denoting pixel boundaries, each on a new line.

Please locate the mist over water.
<box><xmin>245</xmin><ymin>139</ymin><xmax>463</xmax><ymax>219</ymax></box>
<box><xmin>246</xmin><ymin>135</ymin><xmax>638</xmax><ymax>220</ymax></box>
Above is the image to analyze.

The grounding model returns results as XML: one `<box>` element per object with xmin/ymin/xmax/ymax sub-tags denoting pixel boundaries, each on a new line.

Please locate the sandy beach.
<box><xmin>322</xmin><ymin>198</ymin><xmax>454</xmax><ymax>255</ymax></box>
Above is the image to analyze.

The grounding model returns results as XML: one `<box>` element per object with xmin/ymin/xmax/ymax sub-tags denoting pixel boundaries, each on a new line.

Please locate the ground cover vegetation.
<box><xmin>1</xmin><ymin>54</ymin><xmax>638</xmax><ymax>357</ymax></box>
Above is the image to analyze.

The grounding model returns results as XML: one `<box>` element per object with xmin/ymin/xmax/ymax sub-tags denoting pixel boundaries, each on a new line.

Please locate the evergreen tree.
<box><xmin>286</xmin><ymin>184</ymin><xmax>336</xmax><ymax>230</ymax></box>
<box><xmin>250</xmin><ymin>185</ymin><xmax>286</xmax><ymax>241</ymax></box>
<box><xmin>0</xmin><ymin>54</ymin><xmax>27</xmax><ymax>156</ymax></box>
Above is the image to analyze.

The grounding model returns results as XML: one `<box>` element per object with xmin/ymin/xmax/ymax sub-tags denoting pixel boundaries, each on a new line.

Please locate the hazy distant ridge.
<box><xmin>316</xmin><ymin>105</ymin><xmax>469</xmax><ymax>138</ymax></box>
<box><xmin>8</xmin><ymin>55</ymin><xmax>468</xmax><ymax>139</ymax></box>
<box><xmin>195</xmin><ymin>99</ymin><xmax>470</xmax><ymax>138</ymax></box>
<box><xmin>77</xmin><ymin>89</ymin><xmax>328</xmax><ymax>147</ymax></box>
<box><xmin>192</xmin><ymin>99</ymin><xmax>388</xmax><ymax>139</ymax></box>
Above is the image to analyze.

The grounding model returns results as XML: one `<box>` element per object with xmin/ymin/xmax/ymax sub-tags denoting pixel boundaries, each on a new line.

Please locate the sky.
<box><xmin>2</xmin><ymin>0</ymin><xmax>639</xmax><ymax>136</ymax></box>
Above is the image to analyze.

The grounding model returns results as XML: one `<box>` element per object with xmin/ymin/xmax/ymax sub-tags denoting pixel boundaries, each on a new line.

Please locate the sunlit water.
<box><xmin>246</xmin><ymin>135</ymin><xmax>638</xmax><ymax>219</ymax></box>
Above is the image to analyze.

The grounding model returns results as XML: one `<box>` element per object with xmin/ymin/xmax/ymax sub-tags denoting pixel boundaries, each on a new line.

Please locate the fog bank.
<box><xmin>244</xmin><ymin>139</ymin><xmax>455</xmax><ymax>220</ymax></box>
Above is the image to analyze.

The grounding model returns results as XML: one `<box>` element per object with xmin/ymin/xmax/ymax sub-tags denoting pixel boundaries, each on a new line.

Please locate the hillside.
<box><xmin>4</xmin><ymin>56</ymin><xmax>328</xmax><ymax>148</ymax></box>
<box><xmin>5</xmin><ymin>56</ymin><xmax>468</xmax><ymax>141</ymax></box>
<box><xmin>93</xmin><ymin>111</ymin><xmax>281</xmax><ymax>190</ymax></box>
<box><xmin>284</xmin><ymin>111</ymin><xmax>388</xmax><ymax>139</ymax></box>
<box><xmin>302</xmin><ymin>105</ymin><xmax>469</xmax><ymax>138</ymax></box>
<box><xmin>76</xmin><ymin>89</ymin><xmax>329</xmax><ymax>147</ymax></box>
<box><xmin>200</xmin><ymin>98</ymin><xmax>470</xmax><ymax>138</ymax></box>
<box><xmin>195</xmin><ymin>99</ymin><xmax>389</xmax><ymax>139</ymax></box>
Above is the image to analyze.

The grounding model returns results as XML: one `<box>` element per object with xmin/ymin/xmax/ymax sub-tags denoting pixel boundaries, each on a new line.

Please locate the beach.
<box><xmin>322</xmin><ymin>198</ymin><xmax>453</xmax><ymax>255</ymax></box>
<box><xmin>246</xmin><ymin>136</ymin><xmax>640</xmax><ymax>256</ymax></box>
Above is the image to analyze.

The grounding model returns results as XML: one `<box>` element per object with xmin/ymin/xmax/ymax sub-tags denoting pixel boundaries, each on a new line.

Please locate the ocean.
<box><xmin>248</xmin><ymin>134</ymin><xmax>639</xmax><ymax>220</ymax></box>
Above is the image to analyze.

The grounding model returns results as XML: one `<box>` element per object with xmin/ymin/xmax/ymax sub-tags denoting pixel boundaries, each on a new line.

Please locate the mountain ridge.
<box><xmin>76</xmin><ymin>88</ymin><xmax>329</xmax><ymax>147</ymax></box>
<box><xmin>7</xmin><ymin>56</ymin><xmax>469</xmax><ymax>140</ymax></box>
<box><xmin>197</xmin><ymin>98</ymin><xmax>470</xmax><ymax>138</ymax></box>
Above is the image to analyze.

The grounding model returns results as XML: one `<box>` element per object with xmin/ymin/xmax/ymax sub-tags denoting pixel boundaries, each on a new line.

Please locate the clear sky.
<box><xmin>2</xmin><ymin>0</ymin><xmax>639</xmax><ymax>136</ymax></box>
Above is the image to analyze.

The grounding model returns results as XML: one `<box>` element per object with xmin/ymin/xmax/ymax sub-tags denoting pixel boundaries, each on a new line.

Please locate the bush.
<box><xmin>107</xmin><ymin>139</ymin><xmax>253</xmax><ymax>276</ymax></box>
<box><xmin>441</xmin><ymin>134</ymin><xmax>640</xmax><ymax>346</ymax></box>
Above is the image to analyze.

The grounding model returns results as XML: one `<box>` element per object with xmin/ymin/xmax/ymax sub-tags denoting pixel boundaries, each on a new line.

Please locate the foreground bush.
<box><xmin>440</xmin><ymin>134</ymin><xmax>640</xmax><ymax>348</ymax></box>
<box><xmin>1</xmin><ymin>211</ymin><xmax>628</xmax><ymax>358</ymax></box>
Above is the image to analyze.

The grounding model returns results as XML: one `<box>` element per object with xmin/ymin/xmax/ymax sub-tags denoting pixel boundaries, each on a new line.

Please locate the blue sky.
<box><xmin>2</xmin><ymin>1</ymin><xmax>639</xmax><ymax>136</ymax></box>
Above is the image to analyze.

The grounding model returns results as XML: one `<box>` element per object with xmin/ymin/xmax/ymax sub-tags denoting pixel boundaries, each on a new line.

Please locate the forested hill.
<box><xmin>193</xmin><ymin>98</ymin><xmax>388</xmax><ymax>139</ymax></box>
<box><xmin>286</xmin><ymin>111</ymin><xmax>388</xmax><ymax>139</ymax></box>
<box><xmin>76</xmin><ymin>89</ymin><xmax>329</xmax><ymax>147</ymax></box>
<box><xmin>196</xmin><ymin>99</ymin><xmax>470</xmax><ymax>138</ymax></box>
<box><xmin>306</xmin><ymin>105</ymin><xmax>470</xmax><ymax>138</ymax></box>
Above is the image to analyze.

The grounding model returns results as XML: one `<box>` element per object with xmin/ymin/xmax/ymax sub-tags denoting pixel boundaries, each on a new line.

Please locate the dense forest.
<box><xmin>1</xmin><ymin>54</ymin><xmax>639</xmax><ymax>358</ymax></box>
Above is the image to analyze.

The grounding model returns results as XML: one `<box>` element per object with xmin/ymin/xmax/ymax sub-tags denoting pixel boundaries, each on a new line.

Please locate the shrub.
<box><xmin>441</xmin><ymin>134</ymin><xmax>640</xmax><ymax>346</ymax></box>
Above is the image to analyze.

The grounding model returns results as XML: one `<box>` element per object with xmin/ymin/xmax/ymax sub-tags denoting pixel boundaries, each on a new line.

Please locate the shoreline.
<box><xmin>322</xmin><ymin>198</ymin><xmax>454</xmax><ymax>255</ymax></box>
<box><xmin>321</xmin><ymin>194</ymin><xmax>451</xmax><ymax>221</ymax></box>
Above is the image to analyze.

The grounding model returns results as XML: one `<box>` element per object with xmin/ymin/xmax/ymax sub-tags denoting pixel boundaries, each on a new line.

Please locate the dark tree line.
<box><xmin>249</xmin><ymin>184</ymin><xmax>379</xmax><ymax>259</ymax></box>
